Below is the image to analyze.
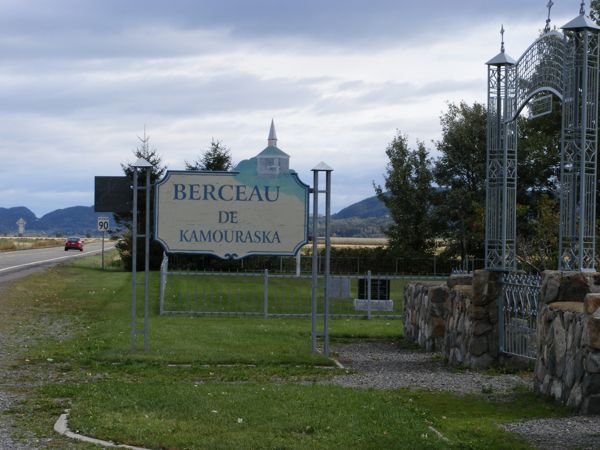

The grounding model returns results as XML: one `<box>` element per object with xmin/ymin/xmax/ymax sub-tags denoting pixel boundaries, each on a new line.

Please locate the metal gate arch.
<box><xmin>485</xmin><ymin>5</ymin><xmax>600</xmax><ymax>272</ymax></box>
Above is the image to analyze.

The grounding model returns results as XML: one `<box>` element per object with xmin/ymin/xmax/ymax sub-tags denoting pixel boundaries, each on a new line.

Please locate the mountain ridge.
<box><xmin>0</xmin><ymin>206</ymin><xmax>113</xmax><ymax>236</ymax></box>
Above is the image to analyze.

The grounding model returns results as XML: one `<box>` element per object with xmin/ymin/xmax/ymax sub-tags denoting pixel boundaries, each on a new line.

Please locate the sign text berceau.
<box><xmin>155</xmin><ymin>171</ymin><xmax>308</xmax><ymax>258</ymax></box>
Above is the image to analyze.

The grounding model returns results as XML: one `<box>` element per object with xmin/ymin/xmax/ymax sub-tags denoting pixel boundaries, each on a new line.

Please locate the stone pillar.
<box><xmin>582</xmin><ymin>294</ymin><xmax>600</xmax><ymax>414</ymax></box>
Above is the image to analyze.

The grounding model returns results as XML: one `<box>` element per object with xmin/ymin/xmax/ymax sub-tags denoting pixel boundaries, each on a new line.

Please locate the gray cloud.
<box><xmin>0</xmin><ymin>0</ymin><xmax>581</xmax><ymax>60</ymax></box>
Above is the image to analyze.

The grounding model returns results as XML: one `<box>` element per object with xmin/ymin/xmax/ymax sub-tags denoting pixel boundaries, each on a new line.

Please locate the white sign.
<box><xmin>155</xmin><ymin>167</ymin><xmax>309</xmax><ymax>259</ymax></box>
<box><xmin>97</xmin><ymin>216</ymin><xmax>110</xmax><ymax>232</ymax></box>
<box><xmin>16</xmin><ymin>218</ymin><xmax>26</xmax><ymax>236</ymax></box>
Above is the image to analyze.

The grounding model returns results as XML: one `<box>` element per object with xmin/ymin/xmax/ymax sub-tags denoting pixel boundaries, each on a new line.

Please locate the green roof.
<box><xmin>257</xmin><ymin>145</ymin><xmax>289</xmax><ymax>158</ymax></box>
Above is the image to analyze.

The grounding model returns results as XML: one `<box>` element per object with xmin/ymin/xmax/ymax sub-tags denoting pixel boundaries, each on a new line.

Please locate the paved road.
<box><xmin>0</xmin><ymin>241</ymin><xmax>115</xmax><ymax>285</ymax></box>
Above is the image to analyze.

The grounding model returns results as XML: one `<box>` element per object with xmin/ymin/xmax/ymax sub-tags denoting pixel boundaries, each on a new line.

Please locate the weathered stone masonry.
<box><xmin>403</xmin><ymin>270</ymin><xmax>600</xmax><ymax>414</ymax></box>
<box><xmin>403</xmin><ymin>271</ymin><xmax>501</xmax><ymax>369</ymax></box>
<box><xmin>534</xmin><ymin>271</ymin><xmax>600</xmax><ymax>414</ymax></box>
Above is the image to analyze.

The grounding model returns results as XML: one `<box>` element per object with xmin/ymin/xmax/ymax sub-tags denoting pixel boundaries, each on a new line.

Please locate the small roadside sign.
<box><xmin>97</xmin><ymin>216</ymin><xmax>110</xmax><ymax>232</ymax></box>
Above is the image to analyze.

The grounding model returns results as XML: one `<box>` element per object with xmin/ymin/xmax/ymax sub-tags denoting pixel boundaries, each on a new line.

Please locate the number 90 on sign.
<box><xmin>97</xmin><ymin>217</ymin><xmax>110</xmax><ymax>232</ymax></box>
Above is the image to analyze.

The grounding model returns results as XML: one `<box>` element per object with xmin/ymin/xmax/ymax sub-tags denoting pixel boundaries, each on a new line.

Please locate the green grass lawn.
<box><xmin>2</xmin><ymin>253</ymin><xmax>570</xmax><ymax>449</ymax></box>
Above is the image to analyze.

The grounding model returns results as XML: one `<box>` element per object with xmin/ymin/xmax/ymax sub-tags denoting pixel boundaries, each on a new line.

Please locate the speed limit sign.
<box><xmin>97</xmin><ymin>216</ymin><xmax>110</xmax><ymax>232</ymax></box>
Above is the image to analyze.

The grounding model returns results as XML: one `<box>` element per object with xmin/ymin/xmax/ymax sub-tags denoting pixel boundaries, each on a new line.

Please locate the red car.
<box><xmin>64</xmin><ymin>236</ymin><xmax>83</xmax><ymax>251</ymax></box>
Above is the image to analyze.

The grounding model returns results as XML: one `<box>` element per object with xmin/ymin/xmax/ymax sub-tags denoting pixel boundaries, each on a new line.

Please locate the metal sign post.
<box><xmin>97</xmin><ymin>216</ymin><xmax>110</xmax><ymax>270</ymax></box>
<box><xmin>310</xmin><ymin>162</ymin><xmax>333</xmax><ymax>355</ymax></box>
<box><xmin>131</xmin><ymin>158</ymin><xmax>153</xmax><ymax>352</ymax></box>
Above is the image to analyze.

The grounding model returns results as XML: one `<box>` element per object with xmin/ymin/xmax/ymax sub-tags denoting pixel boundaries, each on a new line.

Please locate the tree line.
<box><xmin>376</xmin><ymin>99</ymin><xmax>561</xmax><ymax>273</ymax></box>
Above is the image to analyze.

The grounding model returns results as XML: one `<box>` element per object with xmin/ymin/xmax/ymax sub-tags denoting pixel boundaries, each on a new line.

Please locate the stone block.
<box><xmin>591</xmin><ymin>274</ymin><xmax>600</xmax><ymax>292</ymax></box>
<box><xmin>552</xmin><ymin>316</ymin><xmax>567</xmax><ymax>377</ymax></box>
<box><xmin>575</xmin><ymin>349</ymin><xmax>585</xmax><ymax>382</ymax></box>
<box><xmin>534</xmin><ymin>359</ymin><xmax>546</xmax><ymax>383</ymax></box>
<box><xmin>540</xmin><ymin>270</ymin><xmax>561</xmax><ymax>304</ymax></box>
<box><xmin>488</xmin><ymin>305</ymin><xmax>498</xmax><ymax>325</ymax></box>
<box><xmin>541</xmin><ymin>374</ymin><xmax>551</xmax><ymax>393</ymax></box>
<box><xmin>585</xmin><ymin>316</ymin><xmax>600</xmax><ymax>350</ymax></box>
<box><xmin>472</xmin><ymin>320</ymin><xmax>492</xmax><ymax>337</ymax></box>
<box><xmin>447</xmin><ymin>274</ymin><xmax>472</xmax><ymax>289</ymax></box>
<box><xmin>468</xmin><ymin>305</ymin><xmax>487</xmax><ymax>321</ymax></box>
<box><xmin>452</xmin><ymin>348</ymin><xmax>463</xmax><ymax>365</ymax></box>
<box><xmin>472</xmin><ymin>270</ymin><xmax>488</xmax><ymax>301</ymax></box>
<box><xmin>586</xmin><ymin>351</ymin><xmax>600</xmax><ymax>374</ymax></box>
<box><xmin>558</xmin><ymin>272</ymin><xmax>589</xmax><ymax>302</ymax></box>
<box><xmin>564</xmin><ymin>354</ymin><xmax>576</xmax><ymax>390</ymax></box>
<box><xmin>584</xmin><ymin>293</ymin><xmax>600</xmax><ymax>315</ymax></box>
<box><xmin>567</xmin><ymin>383</ymin><xmax>583</xmax><ymax>409</ymax></box>
<box><xmin>431</xmin><ymin>316</ymin><xmax>445</xmax><ymax>338</ymax></box>
<box><xmin>548</xmin><ymin>302</ymin><xmax>584</xmax><ymax>313</ymax></box>
<box><xmin>471</xmin><ymin>270</ymin><xmax>502</xmax><ymax>307</ymax></box>
<box><xmin>546</xmin><ymin>342</ymin><xmax>556</xmax><ymax>375</ymax></box>
<box><xmin>429</xmin><ymin>285</ymin><xmax>449</xmax><ymax>304</ymax></box>
<box><xmin>469</xmin><ymin>334</ymin><xmax>488</xmax><ymax>357</ymax></box>
<box><xmin>582</xmin><ymin>395</ymin><xmax>600</xmax><ymax>415</ymax></box>
<box><xmin>550</xmin><ymin>379</ymin><xmax>563</xmax><ymax>401</ymax></box>
<box><xmin>469</xmin><ymin>353</ymin><xmax>494</xmax><ymax>369</ymax></box>
<box><xmin>582</xmin><ymin>374</ymin><xmax>600</xmax><ymax>395</ymax></box>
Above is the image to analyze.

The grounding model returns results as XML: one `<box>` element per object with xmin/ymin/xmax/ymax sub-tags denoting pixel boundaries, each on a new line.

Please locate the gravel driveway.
<box><xmin>329</xmin><ymin>341</ymin><xmax>600</xmax><ymax>450</ymax></box>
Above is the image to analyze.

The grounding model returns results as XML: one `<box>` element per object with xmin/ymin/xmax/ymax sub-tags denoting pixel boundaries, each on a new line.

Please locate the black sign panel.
<box><xmin>358</xmin><ymin>278</ymin><xmax>390</xmax><ymax>300</ymax></box>
<box><xmin>94</xmin><ymin>176</ymin><xmax>132</xmax><ymax>213</ymax></box>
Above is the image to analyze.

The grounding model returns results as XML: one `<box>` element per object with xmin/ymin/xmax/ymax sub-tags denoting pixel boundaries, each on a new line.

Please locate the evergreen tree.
<box><xmin>433</xmin><ymin>102</ymin><xmax>487</xmax><ymax>262</ymax></box>
<box><xmin>185</xmin><ymin>139</ymin><xmax>233</xmax><ymax>171</ymax></box>
<box><xmin>115</xmin><ymin>128</ymin><xmax>167</xmax><ymax>270</ymax></box>
<box><xmin>375</xmin><ymin>132</ymin><xmax>435</xmax><ymax>256</ymax></box>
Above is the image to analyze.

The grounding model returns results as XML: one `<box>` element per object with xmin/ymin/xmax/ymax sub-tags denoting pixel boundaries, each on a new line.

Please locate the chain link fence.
<box><xmin>159</xmin><ymin>255</ymin><xmax>446</xmax><ymax>318</ymax></box>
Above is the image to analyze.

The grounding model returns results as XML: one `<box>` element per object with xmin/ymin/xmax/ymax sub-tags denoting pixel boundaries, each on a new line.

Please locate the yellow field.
<box><xmin>0</xmin><ymin>237</ymin><xmax>99</xmax><ymax>252</ymax></box>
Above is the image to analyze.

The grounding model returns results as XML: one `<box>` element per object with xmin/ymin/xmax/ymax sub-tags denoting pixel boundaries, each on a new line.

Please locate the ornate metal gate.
<box><xmin>485</xmin><ymin>3</ymin><xmax>600</xmax><ymax>272</ymax></box>
<box><xmin>500</xmin><ymin>273</ymin><xmax>541</xmax><ymax>359</ymax></box>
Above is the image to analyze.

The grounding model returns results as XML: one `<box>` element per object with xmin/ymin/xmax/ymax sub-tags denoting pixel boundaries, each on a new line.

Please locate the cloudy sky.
<box><xmin>0</xmin><ymin>0</ymin><xmax>588</xmax><ymax>217</ymax></box>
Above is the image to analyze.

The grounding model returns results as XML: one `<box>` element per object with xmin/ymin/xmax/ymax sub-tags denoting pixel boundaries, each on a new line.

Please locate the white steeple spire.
<box><xmin>268</xmin><ymin>119</ymin><xmax>277</xmax><ymax>147</ymax></box>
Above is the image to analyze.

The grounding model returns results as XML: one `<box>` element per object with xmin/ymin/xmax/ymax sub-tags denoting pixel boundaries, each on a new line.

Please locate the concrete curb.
<box><xmin>54</xmin><ymin>410</ymin><xmax>150</xmax><ymax>450</ymax></box>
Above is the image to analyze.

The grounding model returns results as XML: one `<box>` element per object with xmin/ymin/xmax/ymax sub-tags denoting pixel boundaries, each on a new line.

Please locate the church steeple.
<box><xmin>268</xmin><ymin>119</ymin><xmax>277</xmax><ymax>147</ymax></box>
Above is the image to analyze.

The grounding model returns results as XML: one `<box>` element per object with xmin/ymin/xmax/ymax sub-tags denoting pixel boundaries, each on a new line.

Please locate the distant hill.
<box><xmin>333</xmin><ymin>194</ymin><xmax>389</xmax><ymax>220</ymax></box>
<box><xmin>0</xmin><ymin>207</ymin><xmax>39</xmax><ymax>234</ymax></box>
<box><xmin>0</xmin><ymin>206</ymin><xmax>115</xmax><ymax>236</ymax></box>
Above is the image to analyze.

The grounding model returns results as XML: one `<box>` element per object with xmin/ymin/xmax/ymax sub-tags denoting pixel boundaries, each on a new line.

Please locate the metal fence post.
<box><xmin>131</xmin><ymin>167</ymin><xmax>138</xmax><ymax>352</ymax></box>
<box><xmin>498</xmin><ymin>273</ymin><xmax>505</xmax><ymax>353</ymax></box>
<box><xmin>311</xmin><ymin>170</ymin><xmax>319</xmax><ymax>353</ymax></box>
<box><xmin>367</xmin><ymin>270</ymin><xmax>372</xmax><ymax>320</ymax></box>
<box><xmin>323</xmin><ymin>169</ymin><xmax>332</xmax><ymax>356</ymax></box>
<box><xmin>263</xmin><ymin>269</ymin><xmax>269</xmax><ymax>319</ymax></box>
<box><xmin>143</xmin><ymin>167</ymin><xmax>150</xmax><ymax>352</ymax></box>
<box><xmin>296</xmin><ymin>252</ymin><xmax>301</xmax><ymax>277</ymax></box>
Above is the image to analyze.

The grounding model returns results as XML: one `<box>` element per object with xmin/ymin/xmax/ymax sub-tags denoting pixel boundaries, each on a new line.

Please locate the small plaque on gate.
<box><xmin>529</xmin><ymin>94</ymin><xmax>553</xmax><ymax>119</ymax></box>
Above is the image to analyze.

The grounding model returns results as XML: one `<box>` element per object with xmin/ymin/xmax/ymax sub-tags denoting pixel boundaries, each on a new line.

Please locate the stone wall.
<box><xmin>403</xmin><ymin>269</ymin><xmax>600</xmax><ymax>414</ymax></box>
<box><xmin>403</xmin><ymin>271</ymin><xmax>501</xmax><ymax>369</ymax></box>
<box><xmin>534</xmin><ymin>293</ymin><xmax>600</xmax><ymax>414</ymax></box>
<box><xmin>403</xmin><ymin>282</ymin><xmax>449</xmax><ymax>351</ymax></box>
<box><xmin>444</xmin><ymin>271</ymin><xmax>501</xmax><ymax>368</ymax></box>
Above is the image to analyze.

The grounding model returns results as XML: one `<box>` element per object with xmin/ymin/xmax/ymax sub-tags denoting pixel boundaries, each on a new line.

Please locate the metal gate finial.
<box><xmin>544</xmin><ymin>0</ymin><xmax>554</xmax><ymax>33</ymax></box>
<box><xmin>500</xmin><ymin>25</ymin><xmax>505</xmax><ymax>52</ymax></box>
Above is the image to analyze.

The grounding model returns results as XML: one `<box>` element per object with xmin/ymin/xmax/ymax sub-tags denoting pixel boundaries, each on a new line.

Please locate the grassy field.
<box><xmin>1</xmin><ymin>253</ymin><xmax>570</xmax><ymax>449</ymax></box>
<box><xmin>0</xmin><ymin>237</ymin><xmax>67</xmax><ymax>251</ymax></box>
